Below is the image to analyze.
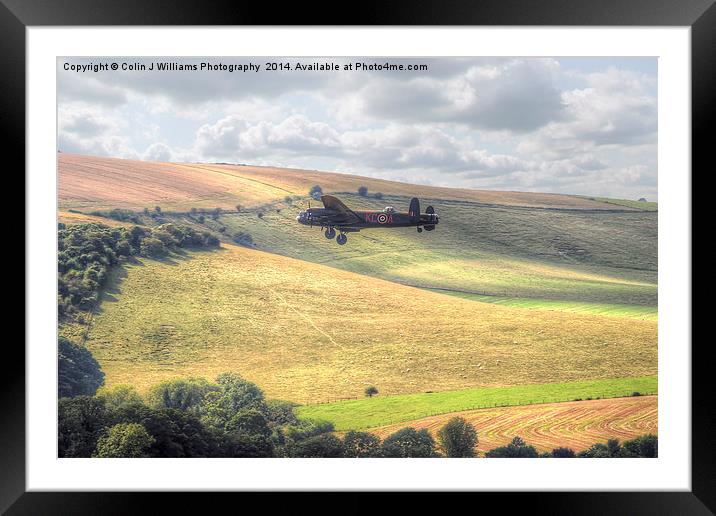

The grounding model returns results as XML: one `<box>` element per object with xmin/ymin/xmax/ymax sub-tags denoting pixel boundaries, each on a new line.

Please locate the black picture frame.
<box><xmin>7</xmin><ymin>0</ymin><xmax>709</xmax><ymax>512</ymax></box>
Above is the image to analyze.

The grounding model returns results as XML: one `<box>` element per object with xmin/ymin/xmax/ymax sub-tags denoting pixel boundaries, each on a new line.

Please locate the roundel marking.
<box><xmin>377</xmin><ymin>213</ymin><xmax>388</xmax><ymax>224</ymax></box>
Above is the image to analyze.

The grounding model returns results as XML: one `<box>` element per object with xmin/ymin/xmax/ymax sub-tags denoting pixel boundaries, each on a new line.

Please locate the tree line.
<box><xmin>58</xmin><ymin>222</ymin><xmax>220</xmax><ymax>317</ymax></box>
<box><xmin>58</xmin><ymin>341</ymin><xmax>657</xmax><ymax>458</ymax></box>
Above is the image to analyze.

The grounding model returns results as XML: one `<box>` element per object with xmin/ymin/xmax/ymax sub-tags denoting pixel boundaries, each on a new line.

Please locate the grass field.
<box><xmin>129</xmin><ymin>191</ymin><xmax>655</xmax><ymax>307</ymax></box>
<box><xmin>296</xmin><ymin>376</ymin><xmax>657</xmax><ymax>430</ymax></box>
<box><xmin>75</xmin><ymin>243</ymin><xmax>657</xmax><ymax>402</ymax></box>
<box><xmin>588</xmin><ymin>196</ymin><xmax>658</xmax><ymax>212</ymax></box>
<box><xmin>58</xmin><ymin>210</ymin><xmax>129</xmax><ymax>227</ymax></box>
<box><xmin>370</xmin><ymin>395</ymin><xmax>658</xmax><ymax>454</ymax></box>
<box><xmin>426</xmin><ymin>291</ymin><xmax>657</xmax><ymax>320</ymax></box>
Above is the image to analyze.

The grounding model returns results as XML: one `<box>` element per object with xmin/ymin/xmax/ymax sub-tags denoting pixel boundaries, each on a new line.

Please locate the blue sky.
<box><xmin>58</xmin><ymin>57</ymin><xmax>657</xmax><ymax>200</ymax></box>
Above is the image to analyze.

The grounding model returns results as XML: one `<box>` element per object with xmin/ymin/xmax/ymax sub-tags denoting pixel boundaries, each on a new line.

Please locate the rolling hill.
<box><xmin>59</xmin><ymin>153</ymin><xmax>648</xmax><ymax>212</ymax></box>
<box><xmin>67</xmin><ymin>243</ymin><xmax>657</xmax><ymax>402</ymax></box>
<box><xmin>58</xmin><ymin>154</ymin><xmax>658</xmax><ymax>441</ymax></box>
<box><xmin>59</xmin><ymin>154</ymin><xmax>658</xmax><ymax>309</ymax></box>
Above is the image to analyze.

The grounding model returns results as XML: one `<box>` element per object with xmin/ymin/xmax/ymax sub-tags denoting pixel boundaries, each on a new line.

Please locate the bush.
<box><xmin>233</xmin><ymin>232</ymin><xmax>254</xmax><ymax>247</ymax></box>
<box><xmin>373</xmin><ymin>192</ymin><xmax>384</xmax><ymax>200</ymax></box>
<box><xmin>343</xmin><ymin>431</ymin><xmax>382</xmax><ymax>457</ymax></box>
<box><xmin>437</xmin><ymin>417</ymin><xmax>477</xmax><ymax>457</ymax></box>
<box><xmin>288</xmin><ymin>433</ymin><xmax>344</xmax><ymax>458</ymax></box>
<box><xmin>485</xmin><ymin>436</ymin><xmax>538</xmax><ymax>458</ymax></box>
<box><xmin>358</xmin><ymin>186</ymin><xmax>368</xmax><ymax>197</ymax></box>
<box><xmin>381</xmin><ymin>428</ymin><xmax>438</xmax><ymax>457</ymax></box>
<box><xmin>58</xmin><ymin>337</ymin><xmax>105</xmax><ymax>398</ymax></box>
<box><xmin>58</xmin><ymin>223</ymin><xmax>220</xmax><ymax>316</ymax></box>
<box><xmin>140</xmin><ymin>237</ymin><xmax>168</xmax><ymax>257</ymax></box>
<box><xmin>309</xmin><ymin>185</ymin><xmax>323</xmax><ymax>200</ymax></box>
<box><xmin>622</xmin><ymin>434</ymin><xmax>657</xmax><ymax>457</ymax></box>
<box><xmin>578</xmin><ymin>438</ymin><xmax>623</xmax><ymax>458</ymax></box>
<box><xmin>549</xmin><ymin>447</ymin><xmax>576</xmax><ymax>458</ymax></box>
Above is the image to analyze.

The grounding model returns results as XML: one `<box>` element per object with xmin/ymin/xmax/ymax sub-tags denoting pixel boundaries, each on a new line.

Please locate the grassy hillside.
<box><xmin>59</xmin><ymin>155</ymin><xmax>657</xmax><ymax>309</ymax></box>
<box><xmin>59</xmin><ymin>153</ymin><xmax>643</xmax><ymax>212</ymax></box>
<box><xmin>371</xmin><ymin>395</ymin><xmax>658</xmax><ymax>454</ymax></box>
<box><xmin>176</xmin><ymin>192</ymin><xmax>657</xmax><ymax>307</ymax></box>
<box><xmin>427</xmin><ymin>291</ymin><xmax>657</xmax><ymax>320</ymax></box>
<box><xmin>296</xmin><ymin>376</ymin><xmax>657</xmax><ymax>430</ymax></box>
<box><xmin>72</xmin><ymin>244</ymin><xmax>657</xmax><ymax>402</ymax></box>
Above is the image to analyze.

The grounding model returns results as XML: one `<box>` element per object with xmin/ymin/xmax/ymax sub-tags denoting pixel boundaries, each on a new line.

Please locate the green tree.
<box><xmin>200</xmin><ymin>373</ymin><xmax>267</xmax><ymax>430</ymax></box>
<box><xmin>381</xmin><ymin>428</ymin><xmax>438</xmax><ymax>457</ymax></box>
<box><xmin>549</xmin><ymin>447</ymin><xmax>576</xmax><ymax>458</ymax></box>
<box><xmin>622</xmin><ymin>434</ymin><xmax>657</xmax><ymax>457</ymax></box>
<box><xmin>485</xmin><ymin>436</ymin><xmax>539</xmax><ymax>458</ymax></box>
<box><xmin>146</xmin><ymin>377</ymin><xmax>217</xmax><ymax>415</ymax></box>
<box><xmin>58</xmin><ymin>337</ymin><xmax>104</xmax><ymax>397</ymax></box>
<box><xmin>437</xmin><ymin>417</ymin><xmax>478</xmax><ymax>457</ymax></box>
<box><xmin>358</xmin><ymin>186</ymin><xmax>368</xmax><ymax>197</ymax></box>
<box><xmin>343</xmin><ymin>431</ymin><xmax>382</xmax><ymax>457</ymax></box>
<box><xmin>364</xmin><ymin>385</ymin><xmax>378</xmax><ymax>398</ymax></box>
<box><xmin>96</xmin><ymin>385</ymin><xmax>144</xmax><ymax>414</ymax></box>
<box><xmin>264</xmin><ymin>400</ymin><xmax>299</xmax><ymax>426</ymax></box>
<box><xmin>58</xmin><ymin>396</ymin><xmax>109</xmax><ymax>457</ymax></box>
<box><xmin>223</xmin><ymin>409</ymin><xmax>274</xmax><ymax>457</ymax></box>
<box><xmin>94</xmin><ymin>422</ymin><xmax>155</xmax><ymax>458</ymax></box>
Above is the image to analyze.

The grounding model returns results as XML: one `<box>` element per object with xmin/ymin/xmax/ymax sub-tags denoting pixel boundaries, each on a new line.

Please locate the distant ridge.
<box><xmin>58</xmin><ymin>153</ymin><xmax>639</xmax><ymax>212</ymax></box>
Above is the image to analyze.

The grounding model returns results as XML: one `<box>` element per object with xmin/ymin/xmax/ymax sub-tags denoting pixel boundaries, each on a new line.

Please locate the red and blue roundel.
<box><xmin>377</xmin><ymin>213</ymin><xmax>388</xmax><ymax>224</ymax></box>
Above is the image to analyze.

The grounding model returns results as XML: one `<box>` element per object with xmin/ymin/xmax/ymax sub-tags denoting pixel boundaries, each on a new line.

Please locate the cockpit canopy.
<box><xmin>383</xmin><ymin>206</ymin><xmax>395</xmax><ymax>213</ymax></box>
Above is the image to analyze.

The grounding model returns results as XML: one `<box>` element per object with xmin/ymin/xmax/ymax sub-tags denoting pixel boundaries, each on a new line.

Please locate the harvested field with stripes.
<box><xmin>370</xmin><ymin>396</ymin><xmax>657</xmax><ymax>454</ymax></box>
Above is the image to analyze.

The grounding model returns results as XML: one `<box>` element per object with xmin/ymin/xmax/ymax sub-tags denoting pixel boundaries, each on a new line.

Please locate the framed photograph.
<box><xmin>11</xmin><ymin>0</ymin><xmax>708</xmax><ymax>512</ymax></box>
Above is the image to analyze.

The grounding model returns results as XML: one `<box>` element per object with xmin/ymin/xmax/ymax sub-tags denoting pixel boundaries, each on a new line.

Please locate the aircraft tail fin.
<box><xmin>409</xmin><ymin>197</ymin><xmax>420</xmax><ymax>222</ymax></box>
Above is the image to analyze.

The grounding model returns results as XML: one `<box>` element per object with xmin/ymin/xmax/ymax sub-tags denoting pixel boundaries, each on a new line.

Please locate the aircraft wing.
<box><xmin>321</xmin><ymin>195</ymin><xmax>361</xmax><ymax>224</ymax></box>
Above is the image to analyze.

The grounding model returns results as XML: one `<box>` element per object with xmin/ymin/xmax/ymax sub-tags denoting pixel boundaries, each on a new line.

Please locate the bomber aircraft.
<box><xmin>296</xmin><ymin>195</ymin><xmax>439</xmax><ymax>245</ymax></box>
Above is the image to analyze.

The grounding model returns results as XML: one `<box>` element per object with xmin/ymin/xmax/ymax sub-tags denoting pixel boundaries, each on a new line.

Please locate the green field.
<box><xmin>296</xmin><ymin>376</ymin><xmax>658</xmax><ymax>431</ymax></box>
<box><xmin>426</xmin><ymin>290</ymin><xmax>657</xmax><ymax>320</ymax></box>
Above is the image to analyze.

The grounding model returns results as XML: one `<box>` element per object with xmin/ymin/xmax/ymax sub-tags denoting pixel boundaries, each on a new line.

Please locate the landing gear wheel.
<box><xmin>417</xmin><ymin>227</ymin><xmax>423</xmax><ymax>233</ymax></box>
<box><xmin>336</xmin><ymin>233</ymin><xmax>348</xmax><ymax>245</ymax></box>
<box><xmin>324</xmin><ymin>227</ymin><xmax>336</xmax><ymax>239</ymax></box>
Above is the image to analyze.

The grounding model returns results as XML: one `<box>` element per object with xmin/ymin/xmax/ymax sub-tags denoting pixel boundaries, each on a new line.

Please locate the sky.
<box><xmin>57</xmin><ymin>57</ymin><xmax>658</xmax><ymax>200</ymax></box>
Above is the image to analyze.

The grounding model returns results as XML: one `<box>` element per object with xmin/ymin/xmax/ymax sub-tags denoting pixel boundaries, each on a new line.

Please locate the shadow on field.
<box><xmin>95</xmin><ymin>246</ymin><xmax>223</xmax><ymax>312</ymax></box>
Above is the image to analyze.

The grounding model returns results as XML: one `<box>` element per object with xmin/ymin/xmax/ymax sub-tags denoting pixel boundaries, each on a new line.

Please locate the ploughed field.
<box><xmin>370</xmin><ymin>395</ymin><xmax>658</xmax><ymax>455</ymax></box>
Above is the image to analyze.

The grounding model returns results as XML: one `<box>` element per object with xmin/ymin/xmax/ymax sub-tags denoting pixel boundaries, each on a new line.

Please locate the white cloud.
<box><xmin>57</xmin><ymin>57</ymin><xmax>658</xmax><ymax>199</ymax></box>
